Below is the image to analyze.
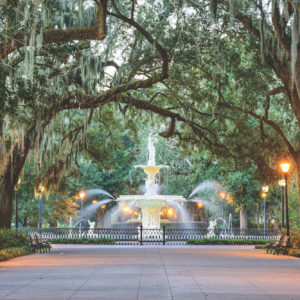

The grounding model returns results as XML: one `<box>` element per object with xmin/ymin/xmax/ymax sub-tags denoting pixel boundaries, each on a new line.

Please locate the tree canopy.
<box><xmin>0</xmin><ymin>0</ymin><xmax>299</xmax><ymax>228</ymax></box>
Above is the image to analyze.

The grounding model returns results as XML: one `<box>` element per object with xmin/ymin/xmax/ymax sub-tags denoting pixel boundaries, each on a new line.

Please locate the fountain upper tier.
<box><xmin>134</xmin><ymin>165</ymin><xmax>169</xmax><ymax>177</ymax></box>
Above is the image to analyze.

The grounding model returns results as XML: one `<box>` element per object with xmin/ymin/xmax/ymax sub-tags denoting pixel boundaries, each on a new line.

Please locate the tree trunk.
<box><xmin>240</xmin><ymin>206</ymin><xmax>247</xmax><ymax>229</ymax></box>
<box><xmin>23</xmin><ymin>215</ymin><xmax>28</xmax><ymax>227</ymax></box>
<box><xmin>0</xmin><ymin>175</ymin><xmax>14</xmax><ymax>228</ymax></box>
<box><xmin>295</xmin><ymin>153</ymin><xmax>300</xmax><ymax>218</ymax></box>
<box><xmin>256</xmin><ymin>213</ymin><xmax>260</xmax><ymax>228</ymax></box>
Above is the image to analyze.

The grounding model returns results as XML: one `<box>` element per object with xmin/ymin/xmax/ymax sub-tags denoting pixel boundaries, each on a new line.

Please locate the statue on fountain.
<box><xmin>87</xmin><ymin>220</ymin><xmax>96</xmax><ymax>237</ymax></box>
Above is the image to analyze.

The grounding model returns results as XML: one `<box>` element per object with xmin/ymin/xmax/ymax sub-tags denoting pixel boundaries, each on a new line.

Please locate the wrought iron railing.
<box><xmin>20</xmin><ymin>227</ymin><xmax>284</xmax><ymax>245</ymax></box>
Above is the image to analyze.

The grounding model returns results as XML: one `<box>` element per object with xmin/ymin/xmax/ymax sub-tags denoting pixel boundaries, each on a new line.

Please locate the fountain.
<box><xmin>116</xmin><ymin>135</ymin><xmax>185</xmax><ymax>230</ymax></box>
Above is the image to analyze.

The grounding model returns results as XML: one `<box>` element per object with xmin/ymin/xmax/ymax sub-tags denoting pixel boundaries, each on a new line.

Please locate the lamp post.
<box><xmin>14</xmin><ymin>178</ymin><xmax>21</xmax><ymax>231</ymax></box>
<box><xmin>278</xmin><ymin>179</ymin><xmax>286</xmax><ymax>229</ymax></box>
<box><xmin>38</xmin><ymin>185</ymin><xmax>45</xmax><ymax>234</ymax></box>
<box><xmin>219</xmin><ymin>192</ymin><xmax>226</xmax><ymax>221</ymax></box>
<box><xmin>79</xmin><ymin>190</ymin><xmax>86</xmax><ymax>237</ymax></box>
<box><xmin>262</xmin><ymin>185</ymin><xmax>269</xmax><ymax>236</ymax></box>
<box><xmin>280</xmin><ymin>161</ymin><xmax>291</xmax><ymax>236</ymax></box>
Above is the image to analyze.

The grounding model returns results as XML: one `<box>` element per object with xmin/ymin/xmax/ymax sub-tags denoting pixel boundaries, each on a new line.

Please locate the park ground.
<box><xmin>0</xmin><ymin>245</ymin><xmax>300</xmax><ymax>300</ymax></box>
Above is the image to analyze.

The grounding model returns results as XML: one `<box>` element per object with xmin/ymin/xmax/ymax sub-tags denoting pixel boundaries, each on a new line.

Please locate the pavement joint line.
<box><xmin>177</xmin><ymin>251</ymin><xmax>209</xmax><ymax>300</ymax></box>
<box><xmin>239</xmin><ymin>274</ymin><xmax>274</xmax><ymax>300</ymax></box>
<box><xmin>136</xmin><ymin>248</ymin><xmax>146</xmax><ymax>300</ymax></box>
<box><xmin>1</xmin><ymin>262</ymin><xmax>54</xmax><ymax>300</ymax></box>
<box><xmin>160</xmin><ymin>248</ymin><xmax>174</xmax><ymax>300</ymax></box>
<box><xmin>67</xmin><ymin>253</ymin><xmax>115</xmax><ymax>299</ymax></box>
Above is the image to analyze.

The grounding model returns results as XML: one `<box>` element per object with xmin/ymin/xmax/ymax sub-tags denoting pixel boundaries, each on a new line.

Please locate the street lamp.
<box><xmin>278</xmin><ymin>179</ymin><xmax>286</xmax><ymax>229</ymax></box>
<box><xmin>14</xmin><ymin>178</ymin><xmax>21</xmax><ymax>231</ymax></box>
<box><xmin>219</xmin><ymin>192</ymin><xmax>226</xmax><ymax>221</ymax></box>
<box><xmin>38</xmin><ymin>185</ymin><xmax>45</xmax><ymax>234</ymax></box>
<box><xmin>262</xmin><ymin>185</ymin><xmax>269</xmax><ymax>236</ymax></box>
<box><xmin>78</xmin><ymin>190</ymin><xmax>86</xmax><ymax>236</ymax></box>
<box><xmin>280</xmin><ymin>160</ymin><xmax>291</xmax><ymax>236</ymax></box>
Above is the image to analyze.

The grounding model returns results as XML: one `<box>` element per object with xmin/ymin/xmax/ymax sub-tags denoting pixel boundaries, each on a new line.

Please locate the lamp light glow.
<box><xmin>219</xmin><ymin>192</ymin><xmax>226</xmax><ymax>199</ymax></box>
<box><xmin>278</xmin><ymin>179</ymin><xmax>286</xmax><ymax>187</ymax></box>
<box><xmin>280</xmin><ymin>161</ymin><xmax>291</xmax><ymax>173</ymax></box>
<box><xmin>197</xmin><ymin>202</ymin><xmax>204</xmax><ymax>208</ymax></box>
<box><xmin>79</xmin><ymin>190</ymin><xmax>86</xmax><ymax>200</ymax></box>
<box><xmin>167</xmin><ymin>208</ymin><xmax>174</xmax><ymax>216</ymax></box>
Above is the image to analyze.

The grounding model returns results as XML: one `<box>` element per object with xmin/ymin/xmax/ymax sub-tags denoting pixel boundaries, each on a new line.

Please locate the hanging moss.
<box><xmin>291</xmin><ymin>7</ymin><xmax>300</xmax><ymax>81</ymax></box>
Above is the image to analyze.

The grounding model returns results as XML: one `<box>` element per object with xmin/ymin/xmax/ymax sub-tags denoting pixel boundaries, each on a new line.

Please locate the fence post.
<box><xmin>140</xmin><ymin>225</ymin><xmax>143</xmax><ymax>245</ymax></box>
<box><xmin>163</xmin><ymin>225</ymin><xmax>166</xmax><ymax>245</ymax></box>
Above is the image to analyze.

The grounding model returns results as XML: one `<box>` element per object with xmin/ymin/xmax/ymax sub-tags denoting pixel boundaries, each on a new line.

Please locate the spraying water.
<box><xmin>188</xmin><ymin>180</ymin><xmax>222</xmax><ymax>199</ymax></box>
<box><xmin>86</xmin><ymin>189</ymin><xmax>114</xmax><ymax>199</ymax></box>
<box><xmin>81</xmin><ymin>199</ymin><xmax>115</xmax><ymax>216</ymax></box>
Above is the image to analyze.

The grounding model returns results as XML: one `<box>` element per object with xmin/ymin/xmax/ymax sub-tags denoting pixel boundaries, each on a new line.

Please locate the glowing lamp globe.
<box><xmin>79</xmin><ymin>191</ymin><xmax>86</xmax><ymax>200</ymax></box>
<box><xmin>262</xmin><ymin>185</ymin><xmax>269</xmax><ymax>193</ymax></box>
<box><xmin>219</xmin><ymin>192</ymin><xmax>226</xmax><ymax>199</ymax></box>
<box><xmin>278</xmin><ymin>179</ymin><xmax>286</xmax><ymax>187</ymax></box>
<box><xmin>280</xmin><ymin>161</ymin><xmax>291</xmax><ymax>173</ymax></box>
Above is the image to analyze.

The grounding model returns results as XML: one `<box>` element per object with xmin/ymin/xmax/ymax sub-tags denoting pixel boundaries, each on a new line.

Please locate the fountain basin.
<box><xmin>117</xmin><ymin>195</ymin><xmax>185</xmax><ymax>207</ymax></box>
<box><xmin>117</xmin><ymin>195</ymin><xmax>185</xmax><ymax>229</ymax></box>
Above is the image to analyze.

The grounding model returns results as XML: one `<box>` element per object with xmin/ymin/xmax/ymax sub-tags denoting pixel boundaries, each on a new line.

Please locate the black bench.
<box><xmin>274</xmin><ymin>236</ymin><xmax>289</xmax><ymax>255</ymax></box>
<box><xmin>29</xmin><ymin>234</ymin><xmax>51</xmax><ymax>253</ymax></box>
<box><xmin>266</xmin><ymin>234</ymin><xmax>282</xmax><ymax>254</ymax></box>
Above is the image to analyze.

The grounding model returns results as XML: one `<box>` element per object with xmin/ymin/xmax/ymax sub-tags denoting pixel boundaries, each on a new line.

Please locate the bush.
<box><xmin>288</xmin><ymin>248</ymin><xmax>300</xmax><ymax>258</ymax></box>
<box><xmin>0</xmin><ymin>246</ymin><xmax>33</xmax><ymax>262</ymax></box>
<box><xmin>290</xmin><ymin>230</ymin><xmax>300</xmax><ymax>249</ymax></box>
<box><xmin>0</xmin><ymin>229</ymin><xmax>30</xmax><ymax>250</ymax></box>
<box><xmin>254</xmin><ymin>245</ymin><xmax>265</xmax><ymax>249</ymax></box>
<box><xmin>49</xmin><ymin>238</ymin><xmax>115</xmax><ymax>244</ymax></box>
<box><xmin>186</xmin><ymin>238</ymin><xmax>273</xmax><ymax>245</ymax></box>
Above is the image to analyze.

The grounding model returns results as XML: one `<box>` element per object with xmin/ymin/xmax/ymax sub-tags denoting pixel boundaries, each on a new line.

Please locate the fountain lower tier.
<box><xmin>116</xmin><ymin>195</ymin><xmax>185</xmax><ymax>229</ymax></box>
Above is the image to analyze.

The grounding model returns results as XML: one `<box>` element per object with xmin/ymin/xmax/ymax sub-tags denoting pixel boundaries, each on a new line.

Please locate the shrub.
<box><xmin>288</xmin><ymin>249</ymin><xmax>300</xmax><ymax>258</ymax></box>
<box><xmin>0</xmin><ymin>246</ymin><xmax>33</xmax><ymax>262</ymax></box>
<box><xmin>0</xmin><ymin>229</ymin><xmax>30</xmax><ymax>250</ymax></box>
<box><xmin>186</xmin><ymin>238</ymin><xmax>273</xmax><ymax>245</ymax></box>
<box><xmin>290</xmin><ymin>230</ymin><xmax>300</xmax><ymax>249</ymax></box>
<box><xmin>49</xmin><ymin>238</ymin><xmax>115</xmax><ymax>244</ymax></box>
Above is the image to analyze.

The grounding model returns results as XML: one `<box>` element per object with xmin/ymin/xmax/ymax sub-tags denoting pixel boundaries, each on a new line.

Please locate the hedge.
<box><xmin>187</xmin><ymin>238</ymin><xmax>273</xmax><ymax>245</ymax></box>
<box><xmin>0</xmin><ymin>229</ymin><xmax>30</xmax><ymax>250</ymax></box>
<box><xmin>49</xmin><ymin>238</ymin><xmax>115</xmax><ymax>244</ymax></box>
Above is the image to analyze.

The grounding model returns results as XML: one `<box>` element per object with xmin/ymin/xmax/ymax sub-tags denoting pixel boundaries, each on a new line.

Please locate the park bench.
<box><xmin>274</xmin><ymin>235</ymin><xmax>289</xmax><ymax>255</ymax></box>
<box><xmin>266</xmin><ymin>234</ymin><xmax>282</xmax><ymax>254</ymax></box>
<box><xmin>29</xmin><ymin>234</ymin><xmax>51</xmax><ymax>253</ymax></box>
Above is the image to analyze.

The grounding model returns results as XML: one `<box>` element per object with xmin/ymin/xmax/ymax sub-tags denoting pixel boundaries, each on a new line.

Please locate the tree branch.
<box><xmin>218</xmin><ymin>101</ymin><xmax>296</xmax><ymax>159</ymax></box>
<box><xmin>0</xmin><ymin>1</ymin><xmax>107</xmax><ymax>59</ymax></box>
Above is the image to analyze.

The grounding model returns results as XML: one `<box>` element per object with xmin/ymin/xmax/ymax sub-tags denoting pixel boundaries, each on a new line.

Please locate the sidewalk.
<box><xmin>1</xmin><ymin>245</ymin><xmax>300</xmax><ymax>299</ymax></box>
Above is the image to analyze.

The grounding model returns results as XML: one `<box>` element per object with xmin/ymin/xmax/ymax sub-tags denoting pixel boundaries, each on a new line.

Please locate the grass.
<box><xmin>49</xmin><ymin>237</ymin><xmax>115</xmax><ymax>244</ymax></box>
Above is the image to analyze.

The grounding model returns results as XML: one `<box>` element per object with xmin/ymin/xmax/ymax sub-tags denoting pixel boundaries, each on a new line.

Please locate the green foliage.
<box><xmin>49</xmin><ymin>238</ymin><xmax>115</xmax><ymax>244</ymax></box>
<box><xmin>288</xmin><ymin>249</ymin><xmax>300</xmax><ymax>258</ymax></box>
<box><xmin>0</xmin><ymin>246</ymin><xmax>33</xmax><ymax>262</ymax></box>
<box><xmin>187</xmin><ymin>238</ymin><xmax>274</xmax><ymax>245</ymax></box>
<box><xmin>0</xmin><ymin>229</ymin><xmax>30</xmax><ymax>250</ymax></box>
<box><xmin>224</xmin><ymin>168</ymin><xmax>260</xmax><ymax>210</ymax></box>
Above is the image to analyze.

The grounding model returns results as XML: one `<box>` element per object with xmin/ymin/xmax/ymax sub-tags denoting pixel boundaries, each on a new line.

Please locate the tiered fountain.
<box><xmin>116</xmin><ymin>135</ymin><xmax>185</xmax><ymax>230</ymax></box>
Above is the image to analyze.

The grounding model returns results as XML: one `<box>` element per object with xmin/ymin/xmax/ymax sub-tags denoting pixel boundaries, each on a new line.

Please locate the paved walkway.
<box><xmin>0</xmin><ymin>245</ymin><xmax>300</xmax><ymax>300</ymax></box>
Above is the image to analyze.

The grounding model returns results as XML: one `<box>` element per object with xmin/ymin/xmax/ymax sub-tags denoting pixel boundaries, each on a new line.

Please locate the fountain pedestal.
<box><xmin>115</xmin><ymin>135</ymin><xmax>186</xmax><ymax>232</ymax></box>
